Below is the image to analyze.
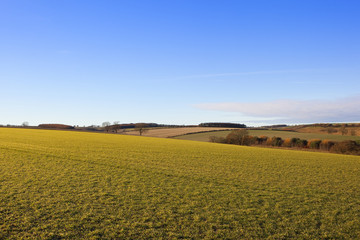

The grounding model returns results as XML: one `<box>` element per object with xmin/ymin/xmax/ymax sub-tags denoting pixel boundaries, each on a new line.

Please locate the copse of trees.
<box><xmin>199</xmin><ymin>122</ymin><xmax>246</xmax><ymax>128</ymax></box>
<box><xmin>226</xmin><ymin>129</ymin><xmax>250</xmax><ymax>145</ymax></box>
<box><xmin>209</xmin><ymin>129</ymin><xmax>360</xmax><ymax>156</ymax></box>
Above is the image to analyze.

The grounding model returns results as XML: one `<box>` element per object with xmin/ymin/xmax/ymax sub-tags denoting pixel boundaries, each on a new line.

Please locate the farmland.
<box><xmin>1</xmin><ymin>128</ymin><xmax>360</xmax><ymax>239</ymax></box>
<box><xmin>174</xmin><ymin>129</ymin><xmax>360</xmax><ymax>142</ymax></box>
<box><xmin>122</xmin><ymin>127</ymin><xmax>235</xmax><ymax>138</ymax></box>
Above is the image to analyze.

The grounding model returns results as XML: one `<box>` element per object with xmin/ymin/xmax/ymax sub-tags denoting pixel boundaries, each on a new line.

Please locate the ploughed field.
<box><xmin>122</xmin><ymin>127</ymin><xmax>234</xmax><ymax>138</ymax></box>
<box><xmin>1</xmin><ymin>128</ymin><xmax>360</xmax><ymax>239</ymax></box>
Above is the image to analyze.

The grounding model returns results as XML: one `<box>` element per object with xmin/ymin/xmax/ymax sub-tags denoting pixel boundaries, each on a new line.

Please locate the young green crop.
<box><xmin>1</xmin><ymin>128</ymin><xmax>360</xmax><ymax>239</ymax></box>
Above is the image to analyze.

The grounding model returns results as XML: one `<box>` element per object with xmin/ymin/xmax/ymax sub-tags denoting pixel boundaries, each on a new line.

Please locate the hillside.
<box><xmin>283</xmin><ymin>123</ymin><xmax>360</xmax><ymax>136</ymax></box>
<box><xmin>1</xmin><ymin>128</ymin><xmax>360</xmax><ymax>239</ymax></box>
<box><xmin>174</xmin><ymin>129</ymin><xmax>360</xmax><ymax>142</ymax></box>
<box><xmin>122</xmin><ymin>127</ymin><xmax>235</xmax><ymax>138</ymax></box>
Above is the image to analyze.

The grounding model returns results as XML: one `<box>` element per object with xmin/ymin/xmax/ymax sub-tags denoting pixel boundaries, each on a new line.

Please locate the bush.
<box><xmin>320</xmin><ymin>139</ymin><xmax>335</xmax><ymax>151</ymax></box>
<box><xmin>265</xmin><ymin>137</ymin><xmax>273</xmax><ymax>146</ymax></box>
<box><xmin>290</xmin><ymin>138</ymin><xmax>299</xmax><ymax>147</ymax></box>
<box><xmin>331</xmin><ymin>141</ymin><xmax>360</xmax><ymax>155</ymax></box>
<box><xmin>295</xmin><ymin>139</ymin><xmax>308</xmax><ymax>148</ymax></box>
<box><xmin>271</xmin><ymin>137</ymin><xmax>283</xmax><ymax>147</ymax></box>
<box><xmin>308</xmin><ymin>139</ymin><xmax>322</xmax><ymax>149</ymax></box>
<box><xmin>248</xmin><ymin>136</ymin><xmax>259</xmax><ymax>145</ymax></box>
<box><xmin>257</xmin><ymin>136</ymin><xmax>268</xmax><ymax>145</ymax></box>
<box><xmin>282</xmin><ymin>138</ymin><xmax>292</xmax><ymax>147</ymax></box>
<box><xmin>226</xmin><ymin>129</ymin><xmax>249</xmax><ymax>145</ymax></box>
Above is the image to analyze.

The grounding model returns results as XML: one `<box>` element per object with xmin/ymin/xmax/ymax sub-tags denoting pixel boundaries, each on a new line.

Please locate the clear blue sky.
<box><xmin>1</xmin><ymin>0</ymin><xmax>359</xmax><ymax>126</ymax></box>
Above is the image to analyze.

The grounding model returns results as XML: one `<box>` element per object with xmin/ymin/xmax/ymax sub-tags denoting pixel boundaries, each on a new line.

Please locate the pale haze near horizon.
<box><xmin>1</xmin><ymin>0</ymin><xmax>359</xmax><ymax>127</ymax></box>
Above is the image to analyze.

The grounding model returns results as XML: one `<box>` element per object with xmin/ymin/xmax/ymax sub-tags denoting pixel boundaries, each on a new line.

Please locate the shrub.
<box><xmin>308</xmin><ymin>139</ymin><xmax>322</xmax><ymax>149</ymax></box>
<box><xmin>331</xmin><ymin>141</ymin><xmax>360</xmax><ymax>155</ymax></box>
<box><xmin>295</xmin><ymin>139</ymin><xmax>308</xmax><ymax>148</ymax></box>
<box><xmin>282</xmin><ymin>138</ymin><xmax>292</xmax><ymax>147</ymax></box>
<box><xmin>265</xmin><ymin>137</ymin><xmax>273</xmax><ymax>146</ymax></box>
<box><xmin>271</xmin><ymin>137</ymin><xmax>283</xmax><ymax>147</ymax></box>
<box><xmin>290</xmin><ymin>138</ymin><xmax>299</xmax><ymax>147</ymax></box>
<box><xmin>226</xmin><ymin>129</ymin><xmax>249</xmax><ymax>145</ymax></box>
<box><xmin>320</xmin><ymin>139</ymin><xmax>335</xmax><ymax>151</ymax></box>
<box><xmin>248</xmin><ymin>136</ymin><xmax>258</xmax><ymax>145</ymax></box>
<box><xmin>257</xmin><ymin>136</ymin><xmax>268</xmax><ymax>145</ymax></box>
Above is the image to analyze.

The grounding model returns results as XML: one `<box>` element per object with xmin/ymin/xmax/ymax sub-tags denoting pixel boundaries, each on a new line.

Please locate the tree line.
<box><xmin>199</xmin><ymin>122</ymin><xmax>246</xmax><ymax>128</ymax></box>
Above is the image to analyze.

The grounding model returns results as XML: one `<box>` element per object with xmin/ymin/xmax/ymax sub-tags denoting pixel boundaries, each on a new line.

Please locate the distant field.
<box><xmin>1</xmin><ymin>128</ymin><xmax>360</xmax><ymax>239</ymax></box>
<box><xmin>292</xmin><ymin>125</ymin><xmax>360</xmax><ymax>136</ymax></box>
<box><xmin>174</xmin><ymin>129</ymin><xmax>360</xmax><ymax>142</ymax></box>
<box><xmin>122</xmin><ymin>127</ymin><xmax>234</xmax><ymax>138</ymax></box>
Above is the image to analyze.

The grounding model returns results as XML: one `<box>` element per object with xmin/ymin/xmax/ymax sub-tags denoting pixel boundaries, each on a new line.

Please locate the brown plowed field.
<box><xmin>122</xmin><ymin>127</ymin><xmax>235</xmax><ymax>138</ymax></box>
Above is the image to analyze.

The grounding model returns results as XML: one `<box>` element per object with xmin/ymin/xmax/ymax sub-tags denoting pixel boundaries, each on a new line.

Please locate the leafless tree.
<box><xmin>340</xmin><ymin>125</ymin><xmax>348</xmax><ymax>136</ymax></box>
<box><xmin>102</xmin><ymin>122</ymin><xmax>111</xmax><ymax>132</ymax></box>
<box><xmin>327</xmin><ymin>127</ymin><xmax>337</xmax><ymax>134</ymax></box>
<box><xmin>135</xmin><ymin>123</ymin><xmax>149</xmax><ymax>136</ymax></box>
<box><xmin>102</xmin><ymin>122</ymin><xmax>111</xmax><ymax>127</ymax></box>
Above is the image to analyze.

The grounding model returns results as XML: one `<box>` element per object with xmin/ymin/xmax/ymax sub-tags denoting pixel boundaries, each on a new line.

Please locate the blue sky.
<box><xmin>1</xmin><ymin>0</ymin><xmax>359</xmax><ymax>126</ymax></box>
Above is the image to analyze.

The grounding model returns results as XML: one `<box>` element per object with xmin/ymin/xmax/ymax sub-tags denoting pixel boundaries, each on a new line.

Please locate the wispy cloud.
<box><xmin>195</xmin><ymin>96</ymin><xmax>360</xmax><ymax>123</ymax></box>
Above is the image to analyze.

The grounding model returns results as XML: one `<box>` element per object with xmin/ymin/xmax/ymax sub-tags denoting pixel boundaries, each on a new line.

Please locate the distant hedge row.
<box><xmin>38</xmin><ymin>124</ymin><xmax>74</xmax><ymax>129</ymax></box>
<box><xmin>210</xmin><ymin>129</ymin><xmax>360</xmax><ymax>155</ymax></box>
<box><xmin>199</xmin><ymin>122</ymin><xmax>246</xmax><ymax>128</ymax></box>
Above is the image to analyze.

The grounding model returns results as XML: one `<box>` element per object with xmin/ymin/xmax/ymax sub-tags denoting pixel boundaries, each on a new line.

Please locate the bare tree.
<box><xmin>112</xmin><ymin>124</ymin><xmax>123</xmax><ymax>133</ymax></box>
<box><xmin>22</xmin><ymin>122</ymin><xmax>29</xmax><ymax>127</ymax></box>
<box><xmin>340</xmin><ymin>125</ymin><xmax>348</xmax><ymax>136</ymax></box>
<box><xmin>102</xmin><ymin>122</ymin><xmax>111</xmax><ymax>127</ymax></box>
<box><xmin>327</xmin><ymin>127</ymin><xmax>337</xmax><ymax>134</ymax></box>
<box><xmin>113</xmin><ymin>121</ymin><xmax>120</xmax><ymax>125</ymax></box>
<box><xmin>102</xmin><ymin>122</ymin><xmax>111</xmax><ymax>132</ymax></box>
<box><xmin>135</xmin><ymin>123</ymin><xmax>149</xmax><ymax>136</ymax></box>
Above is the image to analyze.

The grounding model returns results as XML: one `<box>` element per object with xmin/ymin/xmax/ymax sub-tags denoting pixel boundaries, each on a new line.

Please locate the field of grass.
<box><xmin>174</xmin><ymin>129</ymin><xmax>360</xmax><ymax>142</ymax></box>
<box><xmin>1</xmin><ymin>128</ymin><xmax>360</xmax><ymax>239</ymax></box>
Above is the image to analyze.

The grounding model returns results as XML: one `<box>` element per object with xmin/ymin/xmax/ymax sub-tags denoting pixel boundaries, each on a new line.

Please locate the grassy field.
<box><xmin>1</xmin><ymin>128</ymin><xmax>360</xmax><ymax>239</ymax></box>
<box><xmin>174</xmin><ymin>129</ymin><xmax>360</xmax><ymax>142</ymax></box>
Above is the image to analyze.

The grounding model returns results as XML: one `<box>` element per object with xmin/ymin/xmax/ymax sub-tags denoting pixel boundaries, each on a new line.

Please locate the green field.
<box><xmin>1</xmin><ymin>128</ymin><xmax>360</xmax><ymax>239</ymax></box>
<box><xmin>174</xmin><ymin>129</ymin><xmax>360</xmax><ymax>142</ymax></box>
